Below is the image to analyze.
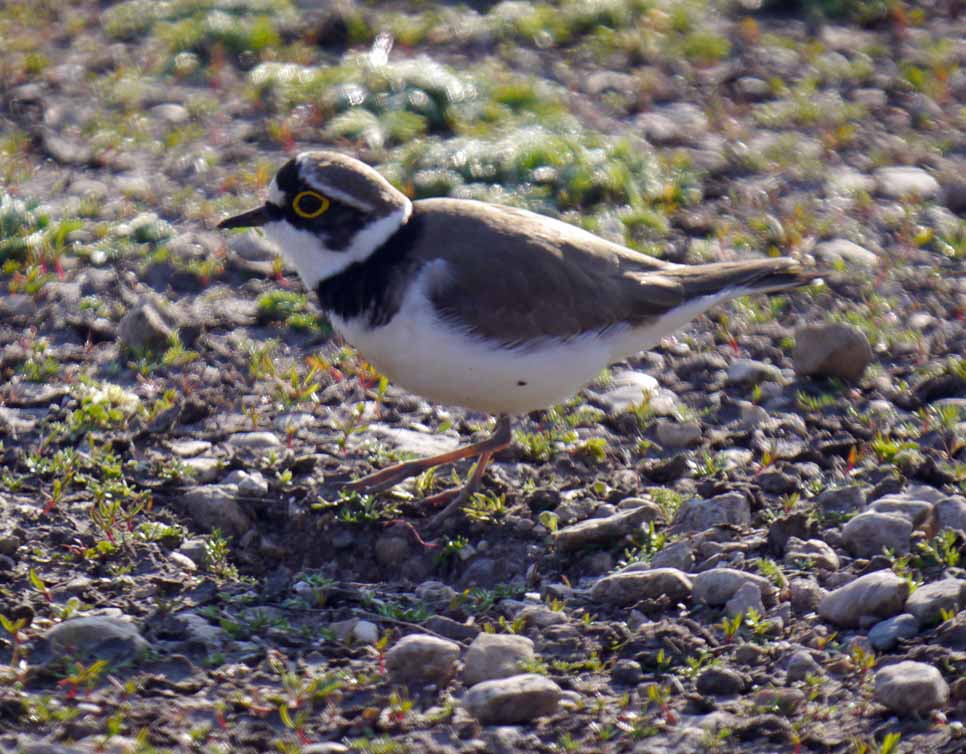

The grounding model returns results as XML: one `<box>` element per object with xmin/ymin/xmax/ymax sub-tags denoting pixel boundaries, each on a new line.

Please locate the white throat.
<box><xmin>262</xmin><ymin>200</ymin><xmax>412</xmax><ymax>291</ymax></box>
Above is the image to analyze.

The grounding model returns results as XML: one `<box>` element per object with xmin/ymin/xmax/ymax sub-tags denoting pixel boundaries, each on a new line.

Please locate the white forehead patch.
<box><xmin>267</xmin><ymin>177</ymin><xmax>284</xmax><ymax>206</ymax></box>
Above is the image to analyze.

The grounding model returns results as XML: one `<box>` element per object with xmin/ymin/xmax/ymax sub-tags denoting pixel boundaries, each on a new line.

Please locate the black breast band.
<box><xmin>316</xmin><ymin>209</ymin><xmax>425</xmax><ymax>328</ymax></box>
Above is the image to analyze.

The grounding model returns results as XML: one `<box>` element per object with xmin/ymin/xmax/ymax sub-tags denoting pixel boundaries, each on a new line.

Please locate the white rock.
<box><xmin>724</xmin><ymin>582</ymin><xmax>764</xmax><ymax>618</ymax></box>
<box><xmin>367</xmin><ymin>425</ymin><xmax>459</xmax><ymax>457</ymax></box>
<box><xmin>672</xmin><ymin>492</ymin><xmax>750</xmax><ymax>531</ymax></box>
<box><xmin>463</xmin><ymin>674</ymin><xmax>561</xmax><ymax>724</ymax></box>
<box><xmin>46</xmin><ymin>616</ymin><xmax>149</xmax><ymax>660</ymax></box>
<box><xmin>591</xmin><ymin>568</ymin><xmax>693</xmax><ymax>606</ymax></box>
<box><xmin>589</xmin><ymin>369</ymin><xmax>679</xmax><ymax>416</ymax></box>
<box><xmin>227</xmin><ymin>432</ymin><xmax>281</xmax><ymax>450</ymax></box>
<box><xmin>813</xmin><ymin>239</ymin><xmax>879</xmax><ymax>268</ymax></box>
<box><xmin>818</xmin><ymin>571</ymin><xmax>910</xmax><ymax>628</ymax></box>
<box><xmin>222</xmin><ymin>469</ymin><xmax>268</xmax><ymax>496</ymax></box>
<box><xmin>150</xmin><ymin>103</ymin><xmax>190</xmax><ymax>124</ymax></box>
<box><xmin>842</xmin><ymin>511</ymin><xmax>912</xmax><ymax>558</ymax></box>
<box><xmin>352</xmin><ymin>620</ymin><xmax>380</xmax><ymax>645</ymax></box>
<box><xmin>874</xmin><ymin>661</ymin><xmax>949</xmax><ymax>715</ymax></box>
<box><xmin>180</xmin><ymin>456</ymin><xmax>223</xmax><ymax>483</ymax></box>
<box><xmin>793</xmin><ymin>323</ymin><xmax>872</xmax><ymax>381</ymax></box>
<box><xmin>868</xmin><ymin>614</ymin><xmax>919</xmax><ymax>651</ymax></box>
<box><xmin>655</xmin><ymin>420</ymin><xmax>702</xmax><ymax>448</ymax></box>
<box><xmin>553</xmin><ymin>502</ymin><xmax>662</xmax><ymax>552</ymax></box>
<box><xmin>167</xmin><ymin>439</ymin><xmax>212</xmax><ymax>457</ymax></box>
<box><xmin>875</xmin><ymin>166</ymin><xmax>941</xmax><ymax>199</ymax></box>
<box><xmin>463</xmin><ymin>634</ymin><xmax>536</xmax><ymax>686</ymax></box>
<box><xmin>692</xmin><ymin>568</ymin><xmax>775</xmax><ymax>607</ymax></box>
<box><xmin>726</xmin><ymin>359</ymin><xmax>781</xmax><ymax>386</ymax></box>
<box><xmin>904</xmin><ymin>579</ymin><xmax>966</xmax><ymax>627</ymax></box>
<box><xmin>935</xmin><ymin>496</ymin><xmax>966</xmax><ymax>532</ymax></box>
<box><xmin>385</xmin><ymin>634</ymin><xmax>460</xmax><ymax>687</ymax></box>
<box><xmin>784</xmin><ymin>537</ymin><xmax>840</xmax><ymax>570</ymax></box>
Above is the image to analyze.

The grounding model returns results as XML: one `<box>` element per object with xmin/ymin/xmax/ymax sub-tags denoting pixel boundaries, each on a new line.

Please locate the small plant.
<box><xmin>650</xmin><ymin>487</ymin><xmax>684</xmax><ymax>519</ymax></box>
<box><xmin>434</xmin><ymin>535</ymin><xmax>469</xmax><ymax>566</ymax></box>
<box><xmin>615</xmin><ymin>522</ymin><xmax>669</xmax><ymax>570</ymax></box>
<box><xmin>796</xmin><ymin>391</ymin><xmax>837</xmax><ymax>412</ymax></box>
<box><xmin>0</xmin><ymin>614</ymin><xmax>29</xmax><ymax>666</ymax></box>
<box><xmin>538</xmin><ymin>510</ymin><xmax>559</xmax><ymax>533</ymax></box>
<box><xmin>334</xmin><ymin>490</ymin><xmax>399</xmax><ymax>524</ymax></box>
<box><xmin>337</xmin><ymin>403</ymin><xmax>368</xmax><ymax>452</ymax></box>
<box><xmin>694</xmin><ymin>452</ymin><xmax>725</xmax><ymax>478</ymax></box>
<box><xmin>463</xmin><ymin>490</ymin><xmax>508</xmax><ymax>524</ymax></box>
<box><xmin>851</xmin><ymin>731</ymin><xmax>902</xmax><ymax>754</ymax></box>
<box><xmin>19</xmin><ymin>339</ymin><xmax>60</xmax><ymax>382</ymax></box>
<box><xmin>644</xmin><ymin>683</ymin><xmax>677</xmax><ymax>725</ymax></box>
<box><xmin>720</xmin><ymin>612</ymin><xmax>743</xmax><ymax>642</ymax></box>
<box><xmin>916</xmin><ymin>529</ymin><xmax>961</xmax><ymax>569</ymax></box>
<box><xmin>205</xmin><ymin>529</ymin><xmax>238</xmax><ymax>580</ymax></box>
<box><xmin>574</xmin><ymin>436</ymin><xmax>608</xmax><ymax>463</ymax></box>
<box><xmin>57</xmin><ymin>659</ymin><xmax>109</xmax><ymax>699</ymax></box>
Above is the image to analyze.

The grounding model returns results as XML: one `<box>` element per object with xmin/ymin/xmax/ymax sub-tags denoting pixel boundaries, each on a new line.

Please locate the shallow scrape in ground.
<box><xmin>0</xmin><ymin>1</ymin><xmax>965</xmax><ymax>752</ymax></box>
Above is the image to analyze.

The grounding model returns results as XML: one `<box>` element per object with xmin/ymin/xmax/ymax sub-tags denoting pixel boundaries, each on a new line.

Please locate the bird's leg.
<box><xmin>343</xmin><ymin>415</ymin><xmax>512</xmax><ymax>496</ymax></box>
<box><xmin>426</xmin><ymin>449</ymin><xmax>495</xmax><ymax>530</ymax></box>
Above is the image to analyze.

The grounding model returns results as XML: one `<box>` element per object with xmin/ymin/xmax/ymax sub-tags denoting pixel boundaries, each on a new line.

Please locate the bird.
<box><xmin>218</xmin><ymin>151</ymin><xmax>819</xmax><ymax>528</ymax></box>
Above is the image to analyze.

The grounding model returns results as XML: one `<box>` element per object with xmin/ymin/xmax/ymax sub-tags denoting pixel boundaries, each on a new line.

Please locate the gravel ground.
<box><xmin>0</xmin><ymin>1</ymin><xmax>965</xmax><ymax>753</ymax></box>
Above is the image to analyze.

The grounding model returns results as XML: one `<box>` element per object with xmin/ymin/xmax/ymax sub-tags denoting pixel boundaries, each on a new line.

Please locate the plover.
<box><xmin>219</xmin><ymin>151</ymin><xmax>818</xmax><ymax>526</ymax></box>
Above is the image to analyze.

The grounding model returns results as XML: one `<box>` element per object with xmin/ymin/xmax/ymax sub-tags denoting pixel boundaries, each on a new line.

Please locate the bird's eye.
<box><xmin>292</xmin><ymin>191</ymin><xmax>330</xmax><ymax>219</ymax></box>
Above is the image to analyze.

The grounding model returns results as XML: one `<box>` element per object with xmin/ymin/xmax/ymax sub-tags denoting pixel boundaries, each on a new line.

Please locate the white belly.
<box><xmin>329</xmin><ymin>269</ymin><xmax>735</xmax><ymax>416</ymax></box>
<box><xmin>331</xmin><ymin>304</ymin><xmax>615</xmax><ymax>416</ymax></box>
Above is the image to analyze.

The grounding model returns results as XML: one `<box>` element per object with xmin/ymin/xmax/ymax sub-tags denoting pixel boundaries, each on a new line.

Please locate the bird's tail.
<box><xmin>665</xmin><ymin>258</ymin><xmax>822</xmax><ymax>299</ymax></box>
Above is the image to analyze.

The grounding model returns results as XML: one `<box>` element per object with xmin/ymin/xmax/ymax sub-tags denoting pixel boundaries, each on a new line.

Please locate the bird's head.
<box><xmin>218</xmin><ymin>151</ymin><xmax>411</xmax><ymax>288</ymax></box>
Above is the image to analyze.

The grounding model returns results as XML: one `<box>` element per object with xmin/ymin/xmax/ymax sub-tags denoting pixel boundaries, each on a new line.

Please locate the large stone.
<box><xmin>553</xmin><ymin>502</ymin><xmax>662</xmax><ymax>552</ymax></box>
<box><xmin>118</xmin><ymin>302</ymin><xmax>174</xmax><ymax>353</ymax></box>
<box><xmin>590</xmin><ymin>568</ymin><xmax>693</xmax><ymax>606</ymax></box>
<box><xmin>842</xmin><ymin>511</ymin><xmax>912</xmax><ymax>557</ymax></box>
<box><xmin>692</xmin><ymin>568</ymin><xmax>776</xmax><ymax>607</ymax></box>
<box><xmin>655</xmin><ymin>420</ymin><xmax>702</xmax><ymax>448</ymax></box>
<box><xmin>637</xmin><ymin>103</ymin><xmax>708</xmax><ymax>146</ymax></box>
<box><xmin>726</xmin><ymin>359</ymin><xmax>781</xmax><ymax>386</ymax></box>
<box><xmin>463</xmin><ymin>633</ymin><xmax>536</xmax><ymax>686</ymax></box>
<box><xmin>752</xmin><ymin>687</ymin><xmax>805</xmax><ymax>716</ymax></box>
<box><xmin>818</xmin><ymin>571</ymin><xmax>910</xmax><ymax>628</ymax></box>
<box><xmin>672</xmin><ymin>492</ymin><xmax>750</xmax><ymax>532</ymax></box>
<box><xmin>904</xmin><ymin>579</ymin><xmax>966</xmax><ymax>628</ymax></box>
<box><xmin>368</xmin><ymin>425</ymin><xmax>460</xmax><ymax>457</ymax></box>
<box><xmin>874</xmin><ymin>166</ymin><xmax>941</xmax><ymax>199</ymax></box>
<box><xmin>815</xmin><ymin>485</ymin><xmax>866</xmax><ymax>516</ymax></box>
<box><xmin>784</xmin><ymin>537</ymin><xmax>839</xmax><ymax>570</ymax></box>
<box><xmin>874</xmin><ymin>661</ymin><xmax>949</xmax><ymax>715</ymax></box>
<box><xmin>385</xmin><ymin>634</ymin><xmax>460</xmax><ymax>687</ymax></box>
<box><xmin>226</xmin><ymin>432</ymin><xmax>281</xmax><ymax>451</ymax></box>
<box><xmin>868</xmin><ymin>614</ymin><xmax>919</xmax><ymax>651</ymax></box>
<box><xmin>786</xmin><ymin>650</ymin><xmax>821</xmax><ymax>682</ymax></box>
<box><xmin>790</xmin><ymin>578</ymin><xmax>826</xmax><ymax>613</ymax></box>
<box><xmin>589</xmin><ymin>369</ymin><xmax>679</xmax><ymax>416</ymax></box>
<box><xmin>45</xmin><ymin>616</ymin><xmax>149</xmax><ymax>662</ymax></box>
<box><xmin>935</xmin><ymin>496</ymin><xmax>966</xmax><ymax>532</ymax></box>
<box><xmin>868</xmin><ymin>495</ymin><xmax>934</xmax><ymax>528</ymax></box>
<box><xmin>696</xmin><ymin>666</ymin><xmax>748</xmax><ymax>696</ymax></box>
<box><xmin>177</xmin><ymin>486</ymin><xmax>252</xmax><ymax>537</ymax></box>
<box><xmin>463</xmin><ymin>674</ymin><xmax>561</xmax><ymax>724</ymax></box>
<box><xmin>724</xmin><ymin>582</ymin><xmax>764</xmax><ymax>618</ymax></box>
<box><xmin>649</xmin><ymin>540</ymin><xmax>695</xmax><ymax>572</ymax></box>
<box><xmin>793</xmin><ymin>323</ymin><xmax>872</xmax><ymax>381</ymax></box>
<box><xmin>813</xmin><ymin>239</ymin><xmax>879</xmax><ymax>269</ymax></box>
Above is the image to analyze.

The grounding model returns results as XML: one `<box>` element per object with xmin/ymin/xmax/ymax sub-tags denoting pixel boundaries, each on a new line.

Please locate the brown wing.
<box><xmin>411</xmin><ymin>198</ymin><xmax>680</xmax><ymax>344</ymax></box>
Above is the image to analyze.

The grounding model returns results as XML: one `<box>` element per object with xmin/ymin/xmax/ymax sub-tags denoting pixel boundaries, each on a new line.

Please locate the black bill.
<box><xmin>217</xmin><ymin>204</ymin><xmax>276</xmax><ymax>229</ymax></box>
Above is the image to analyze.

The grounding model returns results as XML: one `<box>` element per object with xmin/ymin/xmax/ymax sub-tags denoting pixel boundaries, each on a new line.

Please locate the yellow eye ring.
<box><xmin>292</xmin><ymin>191</ymin><xmax>330</xmax><ymax>219</ymax></box>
